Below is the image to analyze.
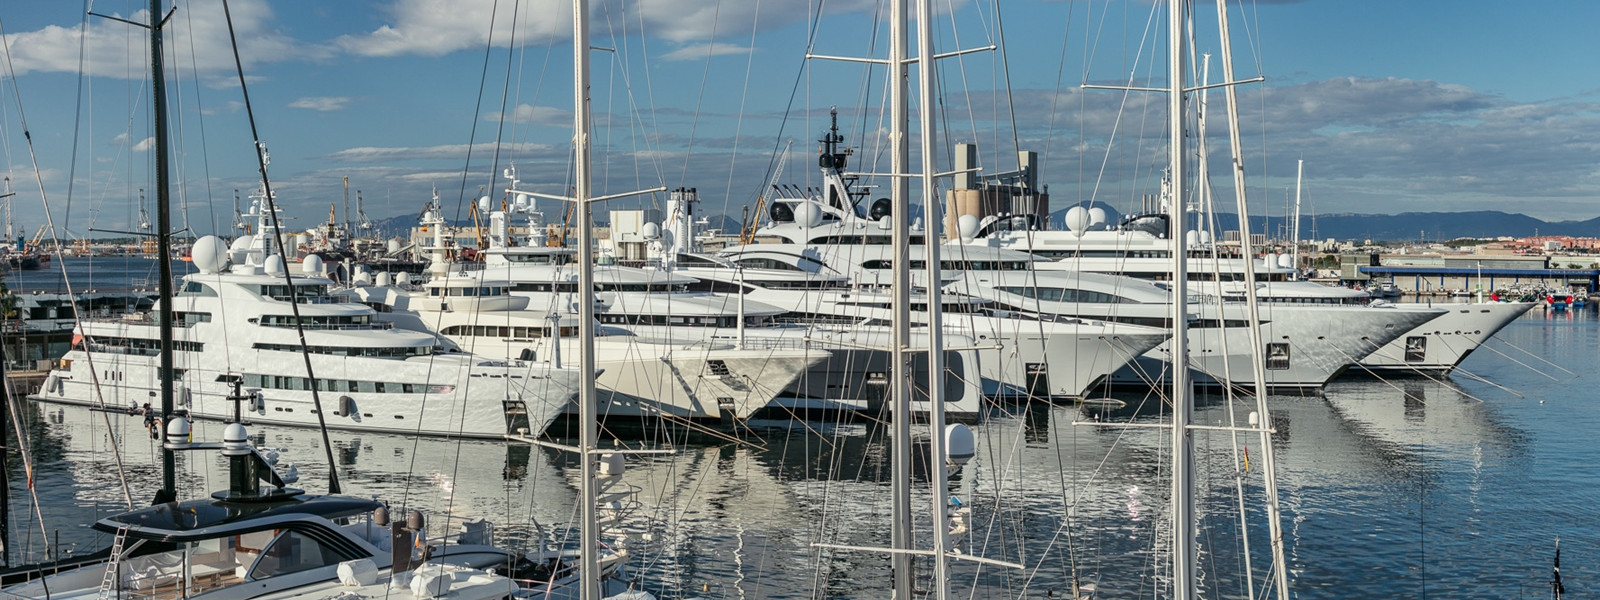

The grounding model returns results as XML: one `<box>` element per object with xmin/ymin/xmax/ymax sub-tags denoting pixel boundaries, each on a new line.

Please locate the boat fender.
<box><xmin>337</xmin><ymin>558</ymin><xmax>379</xmax><ymax>587</ymax></box>
<box><xmin>409</xmin><ymin>565</ymin><xmax>452</xmax><ymax>598</ymax></box>
<box><xmin>336</xmin><ymin>395</ymin><xmax>357</xmax><ymax>418</ymax></box>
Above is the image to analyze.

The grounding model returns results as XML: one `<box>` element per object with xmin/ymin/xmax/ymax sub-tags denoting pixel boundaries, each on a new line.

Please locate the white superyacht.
<box><xmin>34</xmin><ymin>210</ymin><xmax>580</xmax><ymax>439</ymax></box>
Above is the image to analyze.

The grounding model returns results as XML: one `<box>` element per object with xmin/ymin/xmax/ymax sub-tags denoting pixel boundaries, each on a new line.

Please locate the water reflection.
<box><xmin>5</xmin><ymin>312</ymin><xmax>1586</xmax><ymax>599</ymax></box>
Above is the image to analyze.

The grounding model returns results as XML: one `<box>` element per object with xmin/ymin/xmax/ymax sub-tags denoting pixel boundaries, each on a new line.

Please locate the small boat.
<box><xmin>0</xmin><ymin>419</ymin><xmax>540</xmax><ymax>600</ymax></box>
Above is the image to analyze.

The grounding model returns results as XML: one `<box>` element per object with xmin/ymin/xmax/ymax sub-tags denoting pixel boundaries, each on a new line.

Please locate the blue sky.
<box><xmin>1</xmin><ymin>0</ymin><xmax>1597</xmax><ymax>241</ymax></box>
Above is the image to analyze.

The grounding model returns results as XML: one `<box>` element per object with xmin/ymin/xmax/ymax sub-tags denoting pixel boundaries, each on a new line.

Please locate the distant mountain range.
<box><xmin>369</xmin><ymin>208</ymin><xmax>1599</xmax><ymax>244</ymax></box>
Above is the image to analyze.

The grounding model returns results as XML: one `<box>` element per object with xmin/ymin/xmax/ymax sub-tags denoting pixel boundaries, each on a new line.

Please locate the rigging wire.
<box><xmin>218</xmin><ymin>0</ymin><xmax>342</xmax><ymax>495</ymax></box>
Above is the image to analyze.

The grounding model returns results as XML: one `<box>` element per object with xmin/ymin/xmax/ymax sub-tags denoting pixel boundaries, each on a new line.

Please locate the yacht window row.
<box><xmin>860</xmin><ymin>259</ymin><xmax>1032</xmax><ymax>271</ymax></box>
<box><xmin>441</xmin><ymin>324</ymin><xmax>580</xmax><ymax>338</ymax></box>
<box><xmin>257</xmin><ymin>284</ymin><xmax>342</xmax><ymax>303</ymax></box>
<box><xmin>242</xmin><ymin>372</ymin><xmax>451</xmax><ymax>394</ymax></box>
<box><xmin>995</xmin><ymin>286</ymin><xmax>1138</xmax><ymax>304</ymax></box>
<box><xmin>251</xmin><ymin>342</ymin><xmax>432</xmax><ymax>358</ymax></box>
<box><xmin>256</xmin><ymin>314</ymin><xmax>386</xmax><ymax>330</ymax></box>
<box><xmin>85</xmin><ymin>336</ymin><xmax>205</xmax><ymax>356</ymax></box>
<box><xmin>596</xmin><ymin>314</ymin><xmax>773</xmax><ymax>328</ymax></box>
<box><xmin>428</xmin><ymin>286</ymin><xmax>507</xmax><ymax>297</ymax></box>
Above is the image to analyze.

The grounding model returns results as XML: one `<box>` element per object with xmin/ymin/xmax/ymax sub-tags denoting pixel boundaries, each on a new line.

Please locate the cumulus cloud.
<box><xmin>323</xmin><ymin>142</ymin><xmax>554</xmax><ymax>164</ymax></box>
<box><xmin>5</xmin><ymin>0</ymin><xmax>316</xmax><ymax>78</ymax></box>
<box><xmin>659</xmin><ymin>43</ymin><xmax>752</xmax><ymax>62</ymax></box>
<box><xmin>289</xmin><ymin>97</ymin><xmax>353</xmax><ymax>111</ymax></box>
<box><xmin>488</xmin><ymin>104</ymin><xmax>570</xmax><ymax>126</ymax></box>
<box><xmin>334</xmin><ymin>0</ymin><xmax>876</xmax><ymax>57</ymax></box>
<box><xmin>131</xmin><ymin>137</ymin><xmax>156</xmax><ymax>153</ymax></box>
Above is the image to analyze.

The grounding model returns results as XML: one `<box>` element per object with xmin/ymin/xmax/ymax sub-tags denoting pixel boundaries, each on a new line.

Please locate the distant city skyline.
<box><xmin>1</xmin><ymin>0</ymin><xmax>1596</xmax><ymax>240</ymax></box>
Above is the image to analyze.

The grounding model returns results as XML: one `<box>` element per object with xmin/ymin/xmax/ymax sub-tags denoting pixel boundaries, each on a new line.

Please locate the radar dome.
<box><xmin>302</xmin><ymin>254</ymin><xmax>324</xmax><ymax>276</ymax></box>
<box><xmin>1088</xmin><ymin>207</ymin><xmax>1108</xmax><ymax>227</ymax></box>
<box><xmin>1064</xmin><ymin>206</ymin><xmax>1090</xmax><ymax>234</ymax></box>
<box><xmin>957</xmin><ymin>214</ymin><xmax>980</xmax><ymax>242</ymax></box>
<box><xmin>264</xmin><ymin>254</ymin><xmax>285</xmax><ymax>276</ymax></box>
<box><xmin>1277</xmin><ymin>254</ymin><xmax>1294</xmax><ymax>269</ymax></box>
<box><xmin>945</xmin><ymin>424</ymin><xmax>976</xmax><ymax>467</ymax></box>
<box><xmin>375</xmin><ymin>272</ymin><xmax>393</xmax><ymax>287</ymax></box>
<box><xmin>477</xmin><ymin>195</ymin><xmax>492</xmax><ymax>214</ymax></box>
<box><xmin>641</xmin><ymin>222</ymin><xmax>661</xmax><ymax>240</ymax></box>
<box><xmin>1184</xmin><ymin>230</ymin><xmax>1200</xmax><ymax>246</ymax></box>
<box><xmin>190</xmin><ymin>236</ymin><xmax>229</xmax><ymax>274</ymax></box>
<box><xmin>793</xmin><ymin>202</ymin><xmax>824</xmax><ymax>228</ymax></box>
<box><xmin>395</xmin><ymin>272</ymin><xmax>412</xmax><ymax>287</ymax></box>
<box><xmin>868</xmin><ymin>197</ymin><xmax>892</xmax><ymax>221</ymax></box>
<box><xmin>1198</xmin><ymin>230</ymin><xmax>1213</xmax><ymax>244</ymax></box>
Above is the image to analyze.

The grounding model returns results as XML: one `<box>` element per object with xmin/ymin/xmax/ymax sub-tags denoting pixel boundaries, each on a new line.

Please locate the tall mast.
<box><xmin>149</xmin><ymin>0</ymin><xmax>178</xmax><ymax>505</ymax></box>
<box><xmin>1292</xmin><ymin>159</ymin><xmax>1304</xmax><ymax>275</ymax></box>
<box><xmin>888</xmin><ymin>0</ymin><xmax>915</xmax><ymax>596</ymax></box>
<box><xmin>1214</xmin><ymin>0</ymin><xmax>1292</xmax><ymax>595</ymax></box>
<box><xmin>571</xmin><ymin>0</ymin><xmax>600</xmax><ymax>597</ymax></box>
<box><xmin>1166</xmin><ymin>1</ymin><xmax>1195</xmax><ymax>599</ymax></box>
<box><xmin>914</xmin><ymin>0</ymin><xmax>953</xmax><ymax>595</ymax></box>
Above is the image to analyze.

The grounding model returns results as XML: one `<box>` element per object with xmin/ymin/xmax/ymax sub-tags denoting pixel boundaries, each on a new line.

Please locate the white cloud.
<box><xmin>488</xmin><ymin>104</ymin><xmax>569</xmax><ymax>126</ymax></box>
<box><xmin>659</xmin><ymin>43</ymin><xmax>751</xmax><ymax>62</ymax></box>
<box><xmin>6</xmin><ymin>0</ymin><xmax>315</xmax><ymax>78</ymax></box>
<box><xmin>333</xmin><ymin>0</ymin><xmax>877</xmax><ymax>58</ymax></box>
<box><xmin>336</xmin><ymin>0</ymin><xmax>571</xmax><ymax>58</ymax></box>
<box><xmin>323</xmin><ymin>142</ymin><xmax>551</xmax><ymax>163</ymax></box>
<box><xmin>131</xmin><ymin>137</ymin><xmax>156</xmax><ymax>153</ymax></box>
<box><xmin>289</xmin><ymin>97</ymin><xmax>353</xmax><ymax>111</ymax></box>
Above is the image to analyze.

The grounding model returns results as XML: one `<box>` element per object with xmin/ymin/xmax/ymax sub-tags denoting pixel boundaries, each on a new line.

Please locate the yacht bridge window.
<box><xmin>251</xmin><ymin>342</ymin><xmax>431</xmax><ymax>358</ymax></box>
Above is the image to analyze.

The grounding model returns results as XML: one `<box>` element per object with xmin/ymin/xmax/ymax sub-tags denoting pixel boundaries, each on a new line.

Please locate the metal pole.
<box><xmin>1167</xmin><ymin>1</ymin><xmax>1195</xmax><ymax>599</ymax></box>
<box><xmin>916</xmin><ymin>0</ymin><xmax>949</xmax><ymax>595</ymax></box>
<box><xmin>889</xmin><ymin>0</ymin><xmax>915</xmax><ymax>596</ymax></box>
<box><xmin>572</xmin><ymin>1</ymin><xmax>600</xmax><ymax>597</ymax></box>
<box><xmin>149</xmin><ymin>0</ymin><xmax>177</xmax><ymax>505</ymax></box>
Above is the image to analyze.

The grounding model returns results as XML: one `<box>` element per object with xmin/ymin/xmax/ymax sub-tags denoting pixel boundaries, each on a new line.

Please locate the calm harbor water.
<box><xmin>1</xmin><ymin>283</ymin><xmax>1592</xmax><ymax>597</ymax></box>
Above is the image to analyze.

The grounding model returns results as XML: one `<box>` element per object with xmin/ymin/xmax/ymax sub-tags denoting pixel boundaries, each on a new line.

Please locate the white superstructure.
<box><xmin>34</xmin><ymin>198</ymin><xmax>580</xmax><ymax>439</ymax></box>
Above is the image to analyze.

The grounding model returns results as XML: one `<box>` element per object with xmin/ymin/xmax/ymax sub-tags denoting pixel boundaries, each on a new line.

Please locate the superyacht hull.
<box><xmin>626</xmin><ymin>325</ymin><xmax>987</xmax><ymax>417</ymax></box>
<box><xmin>1357</xmin><ymin>301</ymin><xmax>1535</xmax><ymax>372</ymax></box>
<box><xmin>1114</xmin><ymin>304</ymin><xmax>1446</xmax><ymax>391</ymax></box>
<box><xmin>35</xmin><ymin>346</ymin><xmax>575</xmax><ymax>439</ymax></box>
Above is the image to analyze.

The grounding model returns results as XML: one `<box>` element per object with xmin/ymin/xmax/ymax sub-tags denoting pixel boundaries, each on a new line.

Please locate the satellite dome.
<box><xmin>869</xmin><ymin>197</ymin><xmax>892</xmax><ymax>221</ymax></box>
<box><xmin>395</xmin><ymin>272</ymin><xmax>411</xmax><ymax>286</ymax></box>
<box><xmin>1088</xmin><ymin>207</ymin><xmax>1108</xmax><ymax>227</ymax></box>
<box><xmin>1277</xmin><ymin>254</ymin><xmax>1294</xmax><ymax>269</ymax></box>
<box><xmin>264</xmin><ymin>254</ymin><xmax>285</xmax><ymax>276</ymax></box>
<box><xmin>1064</xmin><ymin>206</ymin><xmax>1090</xmax><ymax>233</ymax></box>
<box><xmin>641</xmin><ymin>222</ymin><xmax>661</xmax><ymax>240</ymax></box>
<box><xmin>375</xmin><ymin>272</ymin><xmax>393</xmax><ymax>287</ymax></box>
<box><xmin>477</xmin><ymin>195</ymin><xmax>492</xmax><ymax>214</ymax></box>
<box><xmin>302</xmin><ymin>254</ymin><xmax>324</xmax><ymax>276</ymax></box>
<box><xmin>1184</xmin><ymin>230</ymin><xmax>1200</xmax><ymax>246</ymax></box>
<box><xmin>190</xmin><ymin>236</ymin><xmax>229</xmax><ymax>274</ymax></box>
<box><xmin>957</xmin><ymin>214</ymin><xmax>980</xmax><ymax>242</ymax></box>
<box><xmin>793</xmin><ymin>202</ymin><xmax>823</xmax><ymax>228</ymax></box>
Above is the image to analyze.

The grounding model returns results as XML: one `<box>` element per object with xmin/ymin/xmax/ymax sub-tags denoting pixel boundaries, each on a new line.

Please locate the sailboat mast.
<box><xmin>888</xmin><ymin>0</ymin><xmax>915</xmax><ymax>596</ymax></box>
<box><xmin>1292</xmin><ymin>159</ymin><xmax>1304</xmax><ymax>274</ymax></box>
<box><xmin>1166</xmin><ymin>1</ymin><xmax>1195</xmax><ymax>599</ymax></box>
<box><xmin>1213</xmin><ymin>0</ymin><xmax>1292</xmax><ymax>595</ymax></box>
<box><xmin>149</xmin><ymin>0</ymin><xmax>178</xmax><ymax>504</ymax></box>
<box><xmin>914</xmin><ymin>0</ymin><xmax>952</xmax><ymax>595</ymax></box>
<box><xmin>570</xmin><ymin>0</ymin><xmax>601</xmax><ymax>597</ymax></box>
